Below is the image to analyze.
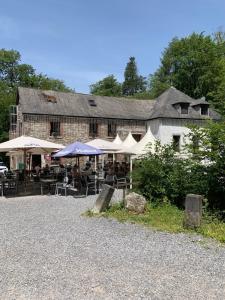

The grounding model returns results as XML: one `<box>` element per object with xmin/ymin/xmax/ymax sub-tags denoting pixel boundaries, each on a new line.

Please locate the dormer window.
<box><xmin>200</xmin><ymin>105</ymin><xmax>208</xmax><ymax>116</ymax></box>
<box><xmin>191</xmin><ymin>99</ymin><xmax>209</xmax><ymax>116</ymax></box>
<box><xmin>173</xmin><ymin>102</ymin><xmax>190</xmax><ymax>114</ymax></box>
<box><xmin>180</xmin><ymin>103</ymin><xmax>189</xmax><ymax>114</ymax></box>
<box><xmin>88</xmin><ymin>99</ymin><xmax>97</xmax><ymax>107</ymax></box>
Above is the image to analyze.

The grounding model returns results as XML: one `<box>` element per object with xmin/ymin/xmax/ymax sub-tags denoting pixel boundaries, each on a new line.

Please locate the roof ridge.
<box><xmin>18</xmin><ymin>87</ymin><xmax>155</xmax><ymax>103</ymax></box>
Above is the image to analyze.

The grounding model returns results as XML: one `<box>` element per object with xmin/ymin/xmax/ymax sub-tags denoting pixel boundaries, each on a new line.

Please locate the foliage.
<box><xmin>127</xmin><ymin>91</ymin><xmax>153</xmax><ymax>100</ymax></box>
<box><xmin>132</xmin><ymin>142</ymin><xmax>207</xmax><ymax>207</ymax></box>
<box><xmin>149</xmin><ymin>32</ymin><xmax>225</xmax><ymax>115</ymax></box>
<box><xmin>99</xmin><ymin>202</ymin><xmax>225</xmax><ymax>243</ymax></box>
<box><xmin>90</xmin><ymin>57</ymin><xmax>147</xmax><ymax>98</ymax></box>
<box><xmin>186</xmin><ymin>121</ymin><xmax>225</xmax><ymax>214</ymax></box>
<box><xmin>90</xmin><ymin>75</ymin><xmax>122</xmax><ymax>96</ymax></box>
<box><xmin>132</xmin><ymin>121</ymin><xmax>225</xmax><ymax>217</ymax></box>
<box><xmin>0</xmin><ymin>48</ymin><xmax>72</xmax><ymax>142</ymax></box>
<box><xmin>104</xmin><ymin>202</ymin><xmax>185</xmax><ymax>233</ymax></box>
<box><xmin>0</xmin><ymin>81</ymin><xmax>15</xmax><ymax>142</ymax></box>
<box><xmin>122</xmin><ymin>57</ymin><xmax>147</xmax><ymax>96</ymax></box>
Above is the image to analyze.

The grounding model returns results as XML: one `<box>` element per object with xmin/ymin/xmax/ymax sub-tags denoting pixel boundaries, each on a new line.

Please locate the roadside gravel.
<box><xmin>0</xmin><ymin>193</ymin><xmax>224</xmax><ymax>300</ymax></box>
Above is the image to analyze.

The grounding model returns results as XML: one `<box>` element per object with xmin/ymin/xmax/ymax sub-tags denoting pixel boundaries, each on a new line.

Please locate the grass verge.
<box><xmin>85</xmin><ymin>202</ymin><xmax>225</xmax><ymax>244</ymax></box>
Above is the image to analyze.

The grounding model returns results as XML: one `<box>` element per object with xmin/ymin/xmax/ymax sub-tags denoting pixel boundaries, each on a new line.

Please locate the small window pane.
<box><xmin>132</xmin><ymin>134</ymin><xmax>142</xmax><ymax>142</ymax></box>
<box><xmin>89</xmin><ymin>121</ymin><xmax>98</xmax><ymax>137</ymax></box>
<box><xmin>108</xmin><ymin>123</ymin><xmax>116</xmax><ymax>137</ymax></box>
<box><xmin>50</xmin><ymin>122</ymin><xmax>60</xmax><ymax>137</ymax></box>
<box><xmin>201</xmin><ymin>105</ymin><xmax>208</xmax><ymax>115</ymax></box>
<box><xmin>172</xmin><ymin>135</ymin><xmax>180</xmax><ymax>152</ymax></box>
<box><xmin>180</xmin><ymin>104</ymin><xmax>189</xmax><ymax>114</ymax></box>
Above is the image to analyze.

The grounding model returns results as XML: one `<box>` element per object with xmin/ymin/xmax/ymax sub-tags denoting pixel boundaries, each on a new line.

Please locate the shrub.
<box><xmin>133</xmin><ymin>142</ymin><xmax>207</xmax><ymax>207</ymax></box>
<box><xmin>133</xmin><ymin>121</ymin><xmax>225</xmax><ymax>218</ymax></box>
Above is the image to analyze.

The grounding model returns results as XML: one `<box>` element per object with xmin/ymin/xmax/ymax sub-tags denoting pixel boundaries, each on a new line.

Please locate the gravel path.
<box><xmin>0</xmin><ymin>193</ymin><xmax>225</xmax><ymax>300</ymax></box>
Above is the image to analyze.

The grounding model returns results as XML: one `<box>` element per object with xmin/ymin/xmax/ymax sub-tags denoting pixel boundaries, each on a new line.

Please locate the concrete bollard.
<box><xmin>184</xmin><ymin>194</ymin><xmax>203</xmax><ymax>229</ymax></box>
<box><xmin>92</xmin><ymin>184</ymin><xmax>115</xmax><ymax>213</ymax></box>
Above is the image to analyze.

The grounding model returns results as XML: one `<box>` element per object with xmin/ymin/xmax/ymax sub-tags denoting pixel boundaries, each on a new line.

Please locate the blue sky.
<box><xmin>0</xmin><ymin>0</ymin><xmax>224</xmax><ymax>93</ymax></box>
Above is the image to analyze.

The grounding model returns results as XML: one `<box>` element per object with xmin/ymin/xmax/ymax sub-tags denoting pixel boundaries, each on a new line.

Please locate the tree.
<box><xmin>122</xmin><ymin>57</ymin><xmax>147</xmax><ymax>96</ymax></box>
<box><xmin>90</xmin><ymin>75</ymin><xmax>122</xmax><ymax>96</ymax></box>
<box><xmin>186</xmin><ymin>121</ymin><xmax>225</xmax><ymax>215</ymax></box>
<box><xmin>149</xmin><ymin>33</ymin><xmax>225</xmax><ymax>115</ymax></box>
<box><xmin>0</xmin><ymin>81</ymin><xmax>14</xmax><ymax>142</ymax></box>
<box><xmin>0</xmin><ymin>48</ymin><xmax>72</xmax><ymax>142</ymax></box>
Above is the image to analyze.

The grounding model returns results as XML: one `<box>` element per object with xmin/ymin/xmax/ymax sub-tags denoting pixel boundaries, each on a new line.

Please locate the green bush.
<box><xmin>133</xmin><ymin>142</ymin><xmax>208</xmax><ymax>207</ymax></box>
<box><xmin>187</xmin><ymin>122</ymin><xmax>225</xmax><ymax>216</ymax></box>
<box><xmin>133</xmin><ymin>121</ymin><xmax>225</xmax><ymax>218</ymax></box>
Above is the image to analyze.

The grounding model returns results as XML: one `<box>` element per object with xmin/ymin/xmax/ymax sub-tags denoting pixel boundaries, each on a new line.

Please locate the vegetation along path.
<box><xmin>0</xmin><ymin>195</ymin><xmax>224</xmax><ymax>299</ymax></box>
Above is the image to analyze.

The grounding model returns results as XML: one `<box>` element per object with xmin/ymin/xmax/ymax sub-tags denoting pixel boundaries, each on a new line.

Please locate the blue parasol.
<box><xmin>53</xmin><ymin>141</ymin><xmax>103</xmax><ymax>158</ymax></box>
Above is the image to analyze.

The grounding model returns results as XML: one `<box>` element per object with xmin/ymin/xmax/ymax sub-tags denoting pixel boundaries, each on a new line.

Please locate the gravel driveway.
<box><xmin>0</xmin><ymin>194</ymin><xmax>225</xmax><ymax>300</ymax></box>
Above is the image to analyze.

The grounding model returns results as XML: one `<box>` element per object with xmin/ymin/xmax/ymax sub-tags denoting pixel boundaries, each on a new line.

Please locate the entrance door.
<box><xmin>32</xmin><ymin>155</ymin><xmax>42</xmax><ymax>169</ymax></box>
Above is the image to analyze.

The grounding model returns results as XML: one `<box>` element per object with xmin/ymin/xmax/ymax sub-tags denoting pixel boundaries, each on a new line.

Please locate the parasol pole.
<box><xmin>23</xmin><ymin>149</ymin><xmax>27</xmax><ymax>191</ymax></box>
<box><xmin>78</xmin><ymin>156</ymin><xmax>80</xmax><ymax>171</ymax></box>
<box><xmin>130</xmin><ymin>155</ymin><xmax>133</xmax><ymax>189</ymax></box>
<box><xmin>94</xmin><ymin>156</ymin><xmax>97</xmax><ymax>172</ymax></box>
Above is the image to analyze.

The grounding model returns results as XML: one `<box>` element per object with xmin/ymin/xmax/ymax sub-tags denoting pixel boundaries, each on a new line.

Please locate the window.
<box><xmin>172</xmin><ymin>135</ymin><xmax>180</xmax><ymax>152</ymax></box>
<box><xmin>132</xmin><ymin>134</ymin><xmax>142</xmax><ymax>142</ymax></box>
<box><xmin>201</xmin><ymin>105</ymin><xmax>208</xmax><ymax>116</ymax></box>
<box><xmin>50</xmin><ymin>122</ymin><xmax>60</xmax><ymax>137</ymax></box>
<box><xmin>89</xmin><ymin>121</ymin><xmax>98</xmax><ymax>137</ymax></box>
<box><xmin>10</xmin><ymin>105</ymin><xmax>17</xmax><ymax>132</ymax></box>
<box><xmin>88</xmin><ymin>99</ymin><xmax>97</xmax><ymax>107</ymax></box>
<box><xmin>108</xmin><ymin>122</ymin><xmax>117</xmax><ymax>137</ymax></box>
<box><xmin>180</xmin><ymin>103</ymin><xmax>189</xmax><ymax>114</ymax></box>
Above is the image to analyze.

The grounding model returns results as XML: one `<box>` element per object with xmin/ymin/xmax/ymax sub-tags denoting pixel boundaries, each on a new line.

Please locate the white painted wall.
<box><xmin>147</xmin><ymin>118</ymin><xmax>204</xmax><ymax>151</ymax></box>
<box><xmin>158</xmin><ymin>120</ymin><xmax>191</xmax><ymax>151</ymax></box>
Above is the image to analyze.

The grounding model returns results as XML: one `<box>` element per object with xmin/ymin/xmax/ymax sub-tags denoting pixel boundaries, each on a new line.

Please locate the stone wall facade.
<box><xmin>14</xmin><ymin>113</ymin><xmax>146</xmax><ymax>145</ymax></box>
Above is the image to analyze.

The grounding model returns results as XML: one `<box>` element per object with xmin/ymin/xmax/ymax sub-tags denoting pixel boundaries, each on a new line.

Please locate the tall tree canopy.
<box><xmin>122</xmin><ymin>57</ymin><xmax>147</xmax><ymax>96</ymax></box>
<box><xmin>149</xmin><ymin>33</ymin><xmax>225</xmax><ymax>115</ymax></box>
<box><xmin>90</xmin><ymin>75</ymin><xmax>122</xmax><ymax>96</ymax></box>
<box><xmin>0</xmin><ymin>49</ymin><xmax>72</xmax><ymax>142</ymax></box>
<box><xmin>90</xmin><ymin>57</ymin><xmax>147</xmax><ymax>98</ymax></box>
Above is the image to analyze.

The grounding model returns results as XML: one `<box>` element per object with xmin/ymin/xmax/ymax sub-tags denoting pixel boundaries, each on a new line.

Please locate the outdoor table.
<box><xmin>40</xmin><ymin>178</ymin><xmax>57</xmax><ymax>195</ymax></box>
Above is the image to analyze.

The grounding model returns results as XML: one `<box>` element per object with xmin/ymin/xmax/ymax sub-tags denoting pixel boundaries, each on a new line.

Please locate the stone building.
<box><xmin>9</xmin><ymin>86</ymin><xmax>220</xmax><ymax>168</ymax></box>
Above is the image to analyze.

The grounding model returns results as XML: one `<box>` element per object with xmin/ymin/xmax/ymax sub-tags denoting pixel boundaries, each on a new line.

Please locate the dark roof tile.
<box><xmin>17</xmin><ymin>87</ymin><xmax>155</xmax><ymax>120</ymax></box>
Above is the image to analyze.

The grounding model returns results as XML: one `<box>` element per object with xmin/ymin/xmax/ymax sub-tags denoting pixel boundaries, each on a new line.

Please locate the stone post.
<box><xmin>92</xmin><ymin>184</ymin><xmax>115</xmax><ymax>213</ymax></box>
<box><xmin>184</xmin><ymin>194</ymin><xmax>203</xmax><ymax>229</ymax></box>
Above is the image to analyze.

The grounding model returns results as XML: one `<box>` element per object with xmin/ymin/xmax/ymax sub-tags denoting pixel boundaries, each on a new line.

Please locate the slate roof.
<box><xmin>17</xmin><ymin>87</ymin><xmax>155</xmax><ymax>121</ymax></box>
<box><xmin>17</xmin><ymin>86</ymin><xmax>220</xmax><ymax>121</ymax></box>
<box><xmin>191</xmin><ymin>98</ymin><xmax>209</xmax><ymax>106</ymax></box>
<box><xmin>148</xmin><ymin>87</ymin><xmax>220</xmax><ymax>120</ymax></box>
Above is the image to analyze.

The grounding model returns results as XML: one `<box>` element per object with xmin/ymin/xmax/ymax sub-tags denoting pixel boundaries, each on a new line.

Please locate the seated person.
<box><xmin>34</xmin><ymin>164</ymin><xmax>41</xmax><ymax>175</ymax></box>
<box><xmin>43</xmin><ymin>164</ymin><xmax>50</xmax><ymax>175</ymax></box>
<box><xmin>82</xmin><ymin>161</ymin><xmax>93</xmax><ymax>174</ymax></box>
<box><xmin>72</xmin><ymin>164</ymin><xmax>79</xmax><ymax>177</ymax></box>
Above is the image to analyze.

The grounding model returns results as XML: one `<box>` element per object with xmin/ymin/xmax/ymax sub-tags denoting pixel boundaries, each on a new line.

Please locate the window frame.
<box><xmin>132</xmin><ymin>134</ymin><xmax>142</xmax><ymax>142</ymax></box>
<box><xmin>107</xmin><ymin>122</ymin><xmax>117</xmax><ymax>137</ymax></box>
<box><xmin>89</xmin><ymin>121</ymin><xmax>98</xmax><ymax>137</ymax></box>
<box><xmin>200</xmin><ymin>105</ymin><xmax>209</xmax><ymax>116</ymax></box>
<box><xmin>180</xmin><ymin>103</ymin><xmax>189</xmax><ymax>115</ymax></box>
<box><xmin>50</xmin><ymin>121</ymin><xmax>61</xmax><ymax>137</ymax></box>
<box><xmin>172</xmin><ymin>135</ymin><xmax>181</xmax><ymax>152</ymax></box>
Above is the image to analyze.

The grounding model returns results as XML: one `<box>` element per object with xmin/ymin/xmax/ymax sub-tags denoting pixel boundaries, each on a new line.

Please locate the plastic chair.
<box><xmin>85</xmin><ymin>174</ymin><xmax>98</xmax><ymax>197</ymax></box>
<box><xmin>55</xmin><ymin>177</ymin><xmax>76</xmax><ymax>196</ymax></box>
<box><xmin>55</xmin><ymin>176</ymin><xmax>69</xmax><ymax>196</ymax></box>
<box><xmin>114</xmin><ymin>175</ymin><xmax>127</xmax><ymax>189</ymax></box>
